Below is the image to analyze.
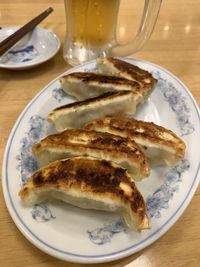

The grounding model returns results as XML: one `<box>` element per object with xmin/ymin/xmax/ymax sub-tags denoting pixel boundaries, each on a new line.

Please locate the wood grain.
<box><xmin>0</xmin><ymin>0</ymin><xmax>200</xmax><ymax>266</ymax></box>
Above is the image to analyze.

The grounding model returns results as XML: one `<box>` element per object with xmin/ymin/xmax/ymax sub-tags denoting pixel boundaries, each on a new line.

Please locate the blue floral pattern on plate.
<box><xmin>31</xmin><ymin>203</ymin><xmax>56</xmax><ymax>222</ymax></box>
<box><xmin>16</xmin><ymin>115</ymin><xmax>56</xmax><ymax>223</ymax></box>
<box><xmin>16</xmin><ymin>115</ymin><xmax>46</xmax><ymax>185</ymax></box>
<box><xmin>152</xmin><ymin>70</ymin><xmax>195</xmax><ymax>136</ymax></box>
<box><xmin>87</xmin><ymin>219</ymin><xmax>126</xmax><ymax>245</ymax></box>
<box><xmin>52</xmin><ymin>87</ymin><xmax>69</xmax><ymax>102</ymax></box>
<box><xmin>7</xmin><ymin>45</ymin><xmax>38</xmax><ymax>63</ymax></box>
<box><xmin>147</xmin><ymin>159</ymin><xmax>190</xmax><ymax>218</ymax></box>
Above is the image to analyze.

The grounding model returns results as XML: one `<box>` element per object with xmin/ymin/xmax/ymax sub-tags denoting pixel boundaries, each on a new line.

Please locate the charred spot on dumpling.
<box><xmin>76</xmin><ymin>168</ymin><xmax>86</xmax><ymax>181</ymax></box>
<box><xmin>111</xmin><ymin>177</ymin><xmax>120</xmax><ymax>187</ymax></box>
<box><xmin>101</xmin><ymin>159</ymin><xmax>112</xmax><ymax>169</ymax></box>
<box><xmin>130</xmin><ymin>191</ymin><xmax>145</xmax><ymax>212</ymax></box>
<box><xmin>114</xmin><ymin>167</ymin><xmax>126</xmax><ymax>178</ymax></box>
<box><xmin>33</xmin><ymin>172</ymin><xmax>44</xmax><ymax>186</ymax></box>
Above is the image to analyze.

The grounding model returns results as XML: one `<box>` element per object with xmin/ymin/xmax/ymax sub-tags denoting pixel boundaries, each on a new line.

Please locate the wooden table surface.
<box><xmin>0</xmin><ymin>0</ymin><xmax>200</xmax><ymax>266</ymax></box>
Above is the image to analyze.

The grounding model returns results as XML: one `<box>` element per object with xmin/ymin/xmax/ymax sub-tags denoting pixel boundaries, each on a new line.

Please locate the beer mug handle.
<box><xmin>111</xmin><ymin>0</ymin><xmax>162</xmax><ymax>56</ymax></box>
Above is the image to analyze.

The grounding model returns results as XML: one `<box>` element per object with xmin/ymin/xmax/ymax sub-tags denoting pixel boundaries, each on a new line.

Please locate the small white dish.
<box><xmin>0</xmin><ymin>26</ymin><xmax>60</xmax><ymax>70</ymax></box>
<box><xmin>2</xmin><ymin>58</ymin><xmax>200</xmax><ymax>263</ymax></box>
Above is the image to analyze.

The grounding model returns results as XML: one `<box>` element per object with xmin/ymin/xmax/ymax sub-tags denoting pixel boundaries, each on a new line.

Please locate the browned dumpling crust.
<box><xmin>19</xmin><ymin>157</ymin><xmax>150</xmax><ymax>230</ymax></box>
<box><xmin>85</xmin><ymin>116</ymin><xmax>186</xmax><ymax>166</ymax></box>
<box><xmin>60</xmin><ymin>72</ymin><xmax>143</xmax><ymax>104</ymax></box>
<box><xmin>33</xmin><ymin>129</ymin><xmax>149</xmax><ymax>180</ymax></box>
<box><xmin>48</xmin><ymin>91</ymin><xmax>136</xmax><ymax>131</ymax></box>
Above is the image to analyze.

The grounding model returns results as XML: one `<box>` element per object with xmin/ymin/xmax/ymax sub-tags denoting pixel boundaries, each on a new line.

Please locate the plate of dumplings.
<box><xmin>2</xmin><ymin>57</ymin><xmax>200</xmax><ymax>263</ymax></box>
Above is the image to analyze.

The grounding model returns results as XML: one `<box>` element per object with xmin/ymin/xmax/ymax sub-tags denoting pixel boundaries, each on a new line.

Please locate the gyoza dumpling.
<box><xmin>97</xmin><ymin>57</ymin><xmax>157</xmax><ymax>102</ymax></box>
<box><xmin>60</xmin><ymin>72</ymin><xmax>143</xmax><ymax>104</ymax></box>
<box><xmin>48</xmin><ymin>91</ymin><xmax>136</xmax><ymax>131</ymax></box>
<box><xmin>19</xmin><ymin>157</ymin><xmax>150</xmax><ymax>230</ymax></box>
<box><xmin>33</xmin><ymin>129</ymin><xmax>149</xmax><ymax>180</ymax></box>
<box><xmin>85</xmin><ymin>116</ymin><xmax>186</xmax><ymax>166</ymax></box>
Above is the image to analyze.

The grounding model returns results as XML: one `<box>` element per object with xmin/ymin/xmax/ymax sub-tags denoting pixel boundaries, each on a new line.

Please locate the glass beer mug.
<box><xmin>63</xmin><ymin>0</ymin><xmax>162</xmax><ymax>66</ymax></box>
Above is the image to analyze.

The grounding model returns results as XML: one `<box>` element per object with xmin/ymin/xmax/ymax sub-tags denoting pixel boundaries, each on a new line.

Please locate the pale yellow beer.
<box><xmin>66</xmin><ymin>0</ymin><xmax>120</xmax><ymax>47</ymax></box>
<box><xmin>64</xmin><ymin>0</ymin><xmax>162</xmax><ymax>65</ymax></box>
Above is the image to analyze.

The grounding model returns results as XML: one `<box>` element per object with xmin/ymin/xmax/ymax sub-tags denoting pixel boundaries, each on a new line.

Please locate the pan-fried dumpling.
<box><xmin>85</xmin><ymin>116</ymin><xmax>186</xmax><ymax>166</ymax></box>
<box><xmin>97</xmin><ymin>57</ymin><xmax>157</xmax><ymax>102</ymax></box>
<box><xmin>33</xmin><ymin>129</ymin><xmax>149</xmax><ymax>180</ymax></box>
<box><xmin>60</xmin><ymin>72</ymin><xmax>143</xmax><ymax>104</ymax></box>
<box><xmin>48</xmin><ymin>91</ymin><xmax>136</xmax><ymax>131</ymax></box>
<box><xmin>19</xmin><ymin>157</ymin><xmax>150</xmax><ymax>230</ymax></box>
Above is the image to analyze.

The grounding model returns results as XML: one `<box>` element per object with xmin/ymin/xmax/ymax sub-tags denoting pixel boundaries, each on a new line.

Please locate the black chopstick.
<box><xmin>0</xmin><ymin>7</ymin><xmax>53</xmax><ymax>56</ymax></box>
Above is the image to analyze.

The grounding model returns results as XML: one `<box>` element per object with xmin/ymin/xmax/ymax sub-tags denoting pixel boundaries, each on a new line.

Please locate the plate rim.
<box><xmin>0</xmin><ymin>26</ymin><xmax>61</xmax><ymax>69</ymax></box>
<box><xmin>2</xmin><ymin>58</ymin><xmax>200</xmax><ymax>263</ymax></box>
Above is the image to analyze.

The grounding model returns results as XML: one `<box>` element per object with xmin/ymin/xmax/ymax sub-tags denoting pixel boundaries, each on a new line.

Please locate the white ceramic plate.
<box><xmin>2</xmin><ymin>58</ymin><xmax>200</xmax><ymax>263</ymax></box>
<box><xmin>0</xmin><ymin>27</ymin><xmax>60</xmax><ymax>70</ymax></box>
